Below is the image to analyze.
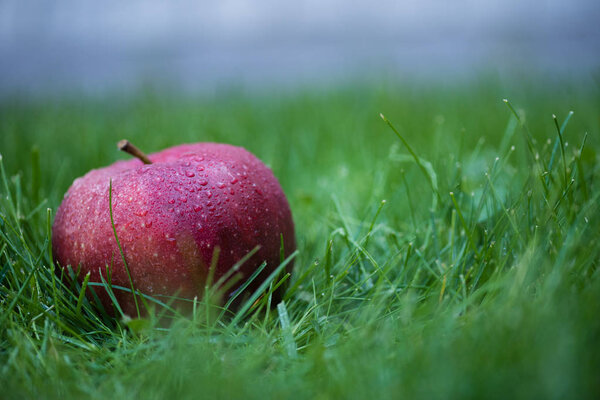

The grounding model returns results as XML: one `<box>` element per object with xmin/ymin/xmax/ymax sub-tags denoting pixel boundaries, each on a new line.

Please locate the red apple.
<box><xmin>52</xmin><ymin>142</ymin><xmax>296</xmax><ymax>316</ymax></box>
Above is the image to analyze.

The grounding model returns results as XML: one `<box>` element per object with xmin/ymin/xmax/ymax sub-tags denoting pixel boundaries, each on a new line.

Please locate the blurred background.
<box><xmin>1</xmin><ymin>0</ymin><xmax>599</xmax><ymax>97</ymax></box>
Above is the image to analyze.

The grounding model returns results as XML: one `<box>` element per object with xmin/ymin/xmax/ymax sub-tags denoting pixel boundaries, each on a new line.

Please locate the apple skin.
<box><xmin>52</xmin><ymin>143</ymin><xmax>295</xmax><ymax>316</ymax></box>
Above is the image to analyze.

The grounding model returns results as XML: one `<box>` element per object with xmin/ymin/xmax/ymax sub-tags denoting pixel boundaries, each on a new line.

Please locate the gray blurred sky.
<box><xmin>1</xmin><ymin>0</ymin><xmax>599</xmax><ymax>95</ymax></box>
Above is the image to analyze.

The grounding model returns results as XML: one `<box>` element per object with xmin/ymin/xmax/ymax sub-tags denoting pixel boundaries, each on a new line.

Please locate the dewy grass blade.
<box><xmin>229</xmin><ymin>250</ymin><xmax>298</xmax><ymax>327</ymax></box>
<box><xmin>222</xmin><ymin>261</ymin><xmax>268</xmax><ymax>312</ymax></box>
<box><xmin>380</xmin><ymin>114</ymin><xmax>440</xmax><ymax>203</ymax></box>
<box><xmin>502</xmin><ymin>99</ymin><xmax>549</xmax><ymax>189</ymax></box>
<box><xmin>213</xmin><ymin>246</ymin><xmax>261</xmax><ymax>290</ymax></box>
<box><xmin>76</xmin><ymin>272</ymin><xmax>91</xmax><ymax>315</ymax></box>
<box><xmin>547</xmin><ymin>111</ymin><xmax>574</xmax><ymax>186</ymax></box>
<box><xmin>364</xmin><ymin>199</ymin><xmax>386</xmax><ymax>249</ymax></box>
<box><xmin>449</xmin><ymin>192</ymin><xmax>481</xmax><ymax>259</ymax></box>
<box><xmin>277</xmin><ymin>301</ymin><xmax>297</xmax><ymax>358</ymax></box>
<box><xmin>284</xmin><ymin>259</ymin><xmax>319</xmax><ymax>301</ymax></box>
<box><xmin>552</xmin><ymin>114</ymin><xmax>568</xmax><ymax>187</ymax></box>
<box><xmin>109</xmin><ymin>179</ymin><xmax>140</xmax><ymax>317</ymax></box>
<box><xmin>86</xmin><ymin>282</ymin><xmax>177</xmax><ymax>313</ymax></box>
<box><xmin>324</xmin><ymin>239</ymin><xmax>333</xmax><ymax>282</ymax></box>
<box><xmin>96</xmin><ymin>270</ymin><xmax>124</xmax><ymax>317</ymax></box>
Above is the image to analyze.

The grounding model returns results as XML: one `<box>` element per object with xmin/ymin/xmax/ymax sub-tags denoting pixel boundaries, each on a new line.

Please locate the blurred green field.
<box><xmin>1</xmin><ymin>77</ymin><xmax>599</xmax><ymax>399</ymax></box>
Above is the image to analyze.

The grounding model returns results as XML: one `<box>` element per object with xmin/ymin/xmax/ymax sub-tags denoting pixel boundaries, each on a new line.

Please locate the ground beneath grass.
<box><xmin>1</xmin><ymin>78</ymin><xmax>599</xmax><ymax>399</ymax></box>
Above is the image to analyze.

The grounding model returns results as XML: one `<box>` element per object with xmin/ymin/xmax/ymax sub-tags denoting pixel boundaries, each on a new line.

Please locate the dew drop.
<box><xmin>134</xmin><ymin>209</ymin><xmax>148</xmax><ymax>217</ymax></box>
<box><xmin>186</xmin><ymin>171</ymin><xmax>195</xmax><ymax>178</ymax></box>
<box><xmin>230</xmin><ymin>177</ymin><xmax>238</xmax><ymax>184</ymax></box>
<box><xmin>193</xmin><ymin>205</ymin><xmax>202</xmax><ymax>212</ymax></box>
<box><xmin>180</xmin><ymin>196</ymin><xmax>187</xmax><ymax>203</ymax></box>
<box><xmin>217</xmin><ymin>182</ymin><xmax>226</xmax><ymax>189</ymax></box>
<box><xmin>168</xmin><ymin>198</ymin><xmax>175</xmax><ymax>204</ymax></box>
<box><xmin>206</xmin><ymin>191</ymin><xmax>213</xmax><ymax>198</ymax></box>
<box><xmin>199</xmin><ymin>179</ymin><xmax>208</xmax><ymax>186</ymax></box>
<box><xmin>196</xmin><ymin>166</ymin><xmax>205</xmax><ymax>172</ymax></box>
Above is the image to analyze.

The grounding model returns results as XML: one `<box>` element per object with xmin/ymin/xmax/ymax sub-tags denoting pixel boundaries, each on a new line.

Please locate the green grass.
<box><xmin>1</xmin><ymin>78</ymin><xmax>599</xmax><ymax>399</ymax></box>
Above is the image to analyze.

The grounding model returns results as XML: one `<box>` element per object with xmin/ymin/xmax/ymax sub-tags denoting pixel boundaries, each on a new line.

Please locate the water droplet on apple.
<box><xmin>168</xmin><ymin>198</ymin><xmax>175</xmax><ymax>204</ymax></box>
<box><xmin>196</xmin><ymin>166</ymin><xmax>205</xmax><ymax>172</ymax></box>
<box><xmin>168</xmin><ymin>208</ymin><xmax>175</xmax><ymax>213</ymax></box>
<box><xmin>199</xmin><ymin>179</ymin><xmax>208</xmax><ymax>186</ymax></box>
<box><xmin>217</xmin><ymin>182</ymin><xmax>226</xmax><ymax>189</ymax></box>
<box><xmin>206</xmin><ymin>191</ymin><xmax>212</xmax><ymax>198</ymax></box>
<box><xmin>134</xmin><ymin>209</ymin><xmax>148</xmax><ymax>217</ymax></box>
<box><xmin>145</xmin><ymin>220</ymin><xmax>153</xmax><ymax>228</ymax></box>
<box><xmin>180</xmin><ymin>196</ymin><xmax>187</xmax><ymax>203</ymax></box>
<box><xmin>230</xmin><ymin>177</ymin><xmax>238</xmax><ymax>184</ymax></box>
<box><xmin>186</xmin><ymin>171</ymin><xmax>195</xmax><ymax>178</ymax></box>
<box><xmin>193</xmin><ymin>205</ymin><xmax>202</xmax><ymax>212</ymax></box>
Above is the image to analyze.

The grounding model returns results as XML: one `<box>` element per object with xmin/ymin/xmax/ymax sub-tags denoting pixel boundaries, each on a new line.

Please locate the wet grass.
<box><xmin>1</xmin><ymin>78</ymin><xmax>599</xmax><ymax>399</ymax></box>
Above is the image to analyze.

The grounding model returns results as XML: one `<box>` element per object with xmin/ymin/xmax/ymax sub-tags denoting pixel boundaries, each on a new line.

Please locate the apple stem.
<box><xmin>117</xmin><ymin>140</ymin><xmax>152</xmax><ymax>164</ymax></box>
